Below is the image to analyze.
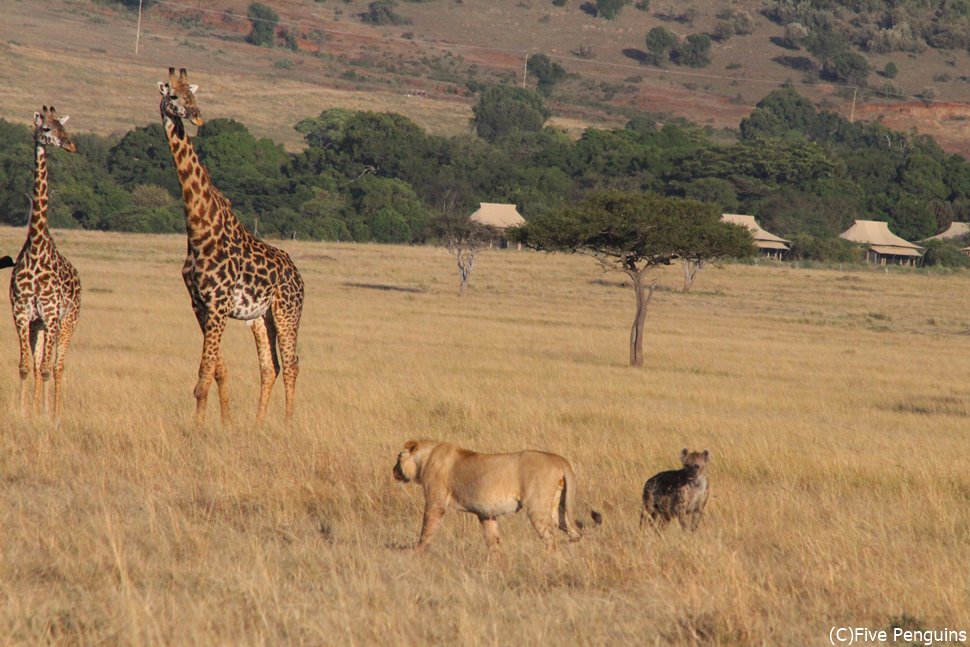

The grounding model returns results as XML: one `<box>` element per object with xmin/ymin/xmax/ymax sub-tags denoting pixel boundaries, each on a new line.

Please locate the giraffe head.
<box><xmin>33</xmin><ymin>106</ymin><xmax>76</xmax><ymax>153</ymax></box>
<box><xmin>158</xmin><ymin>67</ymin><xmax>204</xmax><ymax>127</ymax></box>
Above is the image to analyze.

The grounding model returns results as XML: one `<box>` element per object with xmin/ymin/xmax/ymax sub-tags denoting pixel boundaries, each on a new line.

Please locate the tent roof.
<box><xmin>468</xmin><ymin>203</ymin><xmax>525</xmax><ymax>229</ymax></box>
<box><xmin>721</xmin><ymin>214</ymin><xmax>791</xmax><ymax>249</ymax></box>
<box><xmin>839</xmin><ymin>220</ymin><xmax>925</xmax><ymax>254</ymax></box>
<box><xmin>924</xmin><ymin>221</ymin><xmax>970</xmax><ymax>241</ymax></box>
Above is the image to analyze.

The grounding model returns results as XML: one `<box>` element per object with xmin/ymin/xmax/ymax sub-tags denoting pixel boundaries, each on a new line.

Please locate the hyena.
<box><xmin>640</xmin><ymin>448</ymin><xmax>710</xmax><ymax>532</ymax></box>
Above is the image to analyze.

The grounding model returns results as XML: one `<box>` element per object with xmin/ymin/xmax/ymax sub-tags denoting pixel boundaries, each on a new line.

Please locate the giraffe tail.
<box><xmin>0</xmin><ymin>256</ymin><xmax>13</xmax><ymax>270</ymax></box>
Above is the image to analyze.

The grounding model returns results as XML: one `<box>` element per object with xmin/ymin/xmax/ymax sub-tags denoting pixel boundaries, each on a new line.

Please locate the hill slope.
<box><xmin>2</xmin><ymin>0</ymin><xmax>970</xmax><ymax>154</ymax></box>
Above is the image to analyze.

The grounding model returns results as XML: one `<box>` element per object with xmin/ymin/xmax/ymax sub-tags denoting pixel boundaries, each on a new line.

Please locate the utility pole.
<box><xmin>135</xmin><ymin>0</ymin><xmax>143</xmax><ymax>55</ymax></box>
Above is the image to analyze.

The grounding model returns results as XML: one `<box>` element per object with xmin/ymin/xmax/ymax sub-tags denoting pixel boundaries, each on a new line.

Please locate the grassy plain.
<box><xmin>0</xmin><ymin>226</ymin><xmax>968</xmax><ymax>645</ymax></box>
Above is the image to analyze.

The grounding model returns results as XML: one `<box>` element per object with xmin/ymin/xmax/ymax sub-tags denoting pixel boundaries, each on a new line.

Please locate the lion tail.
<box><xmin>0</xmin><ymin>256</ymin><xmax>13</xmax><ymax>270</ymax></box>
<box><xmin>561</xmin><ymin>464</ymin><xmax>602</xmax><ymax>538</ymax></box>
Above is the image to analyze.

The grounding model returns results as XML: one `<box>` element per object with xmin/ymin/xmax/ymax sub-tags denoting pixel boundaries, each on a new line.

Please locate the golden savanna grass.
<box><xmin>0</xmin><ymin>226</ymin><xmax>968</xmax><ymax>645</ymax></box>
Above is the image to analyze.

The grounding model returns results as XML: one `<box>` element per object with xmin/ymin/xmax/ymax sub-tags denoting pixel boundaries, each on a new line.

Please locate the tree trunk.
<box><xmin>457</xmin><ymin>252</ymin><xmax>474</xmax><ymax>296</ymax></box>
<box><xmin>629</xmin><ymin>270</ymin><xmax>656</xmax><ymax>368</ymax></box>
<box><xmin>682</xmin><ymin>258</ymin><xmax>704</xmax><ymax>293</ymax></box>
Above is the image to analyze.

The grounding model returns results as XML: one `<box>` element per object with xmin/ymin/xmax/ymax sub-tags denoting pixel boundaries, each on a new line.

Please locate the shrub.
<box><xmin>245</xmin><ymin>3</ymin><xmax>279</xmax><ymax>47</ymax></box>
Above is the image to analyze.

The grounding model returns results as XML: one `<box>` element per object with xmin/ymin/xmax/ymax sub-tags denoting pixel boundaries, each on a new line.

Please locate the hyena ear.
<box><xmin>702</xmin><ymin>449</ymin><xmax>711</xmax><ymax>461</ymax></box>
<box><xmin>679</xmin><ymin>448</ymin><xmax>689</xmax><ymax>462</ymax></box>
<box><xmin>404</xmin><ymin>440</ymin><xmax>418</xmax><ymax>453</ymax></box>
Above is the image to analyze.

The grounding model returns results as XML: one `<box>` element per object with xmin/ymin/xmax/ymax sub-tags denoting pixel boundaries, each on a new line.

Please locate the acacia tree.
<box><xmin>679</xmin><ymin>215</ymin><xmax>754</xmax><ymax>293</ymax></box>
<box><xmin>430</xmin><ymin>211</ymin><xmax>498</xmax><ymax>296</ymax></box>
<box><xmin>509</xmin><ymin>191</ymin><xmax>753</xmax><ymax>367</ymax></box>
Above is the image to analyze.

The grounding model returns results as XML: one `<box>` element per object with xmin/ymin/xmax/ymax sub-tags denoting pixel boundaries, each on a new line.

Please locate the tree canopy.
<box><xmin>1</xmin><ymin>84</ymin><xmax>969</xmax><ymax>263</ymax></box>
<box><xmin>510</xmin><ymin>191</ymin><xmax>754</xmax><ymax>366</ymax></box>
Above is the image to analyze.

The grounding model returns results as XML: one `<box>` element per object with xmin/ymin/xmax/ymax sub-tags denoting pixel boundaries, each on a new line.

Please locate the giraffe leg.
<box><xmin>36</xmin><ymin>300</ymin><xmax>61</xmax><ymax>418</ymax></box>
<box><xmin>213</xmin><ymin>353</ymin><xmax>231</xmax><ymax>427</ymax></box>
<box><xmin>39</xmin><ymin>319</ymin><xmax>59</xmax><ymax>417</ymax></box>
<box><xmin>250</xmin><ymin>315</ymin><xmax>278</xmax><ymax>426</ymax></box>
<box><xmin>30</xmin><ymin>323</ymin><xmax>46</xmax><ymax>417</ymax></box>
<box><xmin>272</xmin><ymin>305</ymin><xmax>300</xmax><ymax>426</ymax></box>
<box><xmin>194</xmin><ymin>314</ymin><xmax>228</xmax><ymax>430</ymax></box>
<box><xmin>13</xmin><ymin>303</ymin><xmax>33</xmax><ymax>419</ymax></box>
<box><xmin>52</xmin><ymin>305</ymin><xmax>79</xmax><ymax>423</ymax></box>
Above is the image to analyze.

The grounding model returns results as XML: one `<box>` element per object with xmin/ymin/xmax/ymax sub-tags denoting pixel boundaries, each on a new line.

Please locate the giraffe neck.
<box><xmin>162</xmin><ymin>116</ymin><xmax>232</xmax><ymax>241</ymax></box>
<box><xmin>28</xmin><ymin>144</ymin><xmax>52</xmax><ymax>246</ymax></box>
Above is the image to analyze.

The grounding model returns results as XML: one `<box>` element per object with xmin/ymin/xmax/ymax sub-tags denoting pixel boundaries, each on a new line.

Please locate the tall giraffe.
<box><xmin>9</xmin><ymin>106</ymin><xmax>81</xmax><ymax>421</ymax></box>
<box><xmin>158</xmin><ymin>68</ymin><xmax>304</xmax><ymax>427</ymax></box>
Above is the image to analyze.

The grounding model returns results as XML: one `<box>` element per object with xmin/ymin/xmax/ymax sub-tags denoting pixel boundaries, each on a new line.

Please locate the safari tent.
<box><xmin>924</xmin><ymin>221</ymin><xmax>970</xmax><ymax>240</ymax></box>
<box><xmin>923</xmin><ymin>222</ymin><xmax>970</xmax><ymax>257</ymax></box>
<box><xmin>720</xmin><ymin>214</ymin><xmax>790</xmax><ymax>259</ymax></box>
<box><xmin>839</xmin><ymin>219</ymin><xmax>925</xmax><ymax>266</ymax></box>
<box><xmin>468</xmin><ymin>203</ymin><xmax>525</xmax><ymax>249</ymax></box>
<box><xmin>469</xmin><ymin>203</ymin><xmax>526</xmax><ymax>229</ymax></box>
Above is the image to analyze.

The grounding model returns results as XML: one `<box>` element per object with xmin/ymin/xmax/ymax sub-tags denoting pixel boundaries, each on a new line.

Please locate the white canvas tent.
<box><xmin>924</xmin><ymin>221</ymin><xmax>970</xmax><ymax>241</ymax></box>
<box><xmin>721</xmin><ymin>214</ymin><xmax>790</xmax><ymax>259</ymax></box>
<box><xmin>468</xmin><ymin>203</ymin><xmax>525</xmax><ymax>229</ymax></box>
<box><xmin>839</xmin><ymin>220</ymin><xmax>925</xmax><ymax>266</ymax></box>
<box><xmin>468</xmin><ymin>203</ymin><xmax>525</xmax><ymax>249</ymax></box>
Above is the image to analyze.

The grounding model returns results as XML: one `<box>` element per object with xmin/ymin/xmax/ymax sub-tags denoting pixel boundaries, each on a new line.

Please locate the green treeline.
<box><xmin>1</xmin><ymin>86</ymin><xmax>969</xmax><ymax>262</ymax></box>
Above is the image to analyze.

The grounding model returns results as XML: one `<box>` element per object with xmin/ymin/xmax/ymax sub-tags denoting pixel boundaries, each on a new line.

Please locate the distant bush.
<box><xmin>672</xmin><ymin>34</ymin><xmax>712</xmax><ymax>68</ymax></box>
<box><xmin>645</xmin><ymin>26</ymin><xmax>678</xmax><ymax>63</ymax></box>
<box><xmin>882</xmin><ymin>61</ymin><xmax>898</xmax><ymax>79</ymax></box>
<box><xmin>594</xmin><ymin>0</ymin><xmax>629</xmax><ymax>20</ymax></box>
<box><xmin>245</xmin><ymin>3</ymin><xmax>279</xmax><ymax>47</ymax></box>
<box><xmin>361</xmin><ymin>1</ymin><xmax>412</xmax><ymax>25</ymax></box>
<box><xmin>527</xmin><ymin>54</ymin><xmax>567</xmax><ymax>95</ymax></box>
<box><xmin>113</xmin><ymin>0</ymin><xmax>156</xmax><ymax>8</ymax></box>
<box><xmin>921</xmin><ymin>239</ymin><xmax>970</xmax><ymax>267</ymax></box>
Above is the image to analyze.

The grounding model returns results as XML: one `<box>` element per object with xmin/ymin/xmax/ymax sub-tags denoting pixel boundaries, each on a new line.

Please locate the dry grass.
<box><xmin>0</xmin><ymin>226</ymin><xmax>968</xmax><ymax>645</ymax></box>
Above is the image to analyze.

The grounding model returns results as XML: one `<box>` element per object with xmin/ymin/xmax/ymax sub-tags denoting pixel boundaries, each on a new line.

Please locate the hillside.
<box><xmin>3</xmin><ymin>0</ymin><xmax>970</xmax><ymax>154</ymax></box>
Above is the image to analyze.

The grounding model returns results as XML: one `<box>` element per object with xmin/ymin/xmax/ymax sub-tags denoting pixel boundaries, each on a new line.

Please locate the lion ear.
<box><xmin>404</xmin><ymin>440</ymin><xmax>418</xmax><ymax>453</ymax></box>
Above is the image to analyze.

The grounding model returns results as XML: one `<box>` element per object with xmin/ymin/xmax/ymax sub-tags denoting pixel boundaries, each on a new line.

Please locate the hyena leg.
<box><xmin>689</xmin><ymin>509</ymin><xmax>703</xmax><ymax>532</ymax></box>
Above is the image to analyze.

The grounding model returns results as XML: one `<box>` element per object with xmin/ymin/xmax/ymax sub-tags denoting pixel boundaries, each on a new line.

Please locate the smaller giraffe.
<box><xmin>9</xmin><ymin>106</ymin><xmax>81</xmax><ymax>421</ymax></box>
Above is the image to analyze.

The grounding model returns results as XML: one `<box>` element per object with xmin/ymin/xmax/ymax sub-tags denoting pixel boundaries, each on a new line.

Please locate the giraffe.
<box><xmin>158</xmin><ymin>67</ymin><xmax>304</xmax><ymax>428</ymax></box>
<box><xmin>8</xmin><ymin>106</ymin><xmax>81</xmax><ymax>421</ymax></box>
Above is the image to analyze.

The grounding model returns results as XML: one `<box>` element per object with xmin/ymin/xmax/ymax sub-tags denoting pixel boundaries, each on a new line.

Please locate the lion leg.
<box><xmin>416</xmin><ymin>501</ymin><xmax>446</xmax><ymax>551</ymax></box>
<box><xmin>528</xmin><ymin>507</ymin><xmax>557</xmax><ymax>549</ymax></box>
<box><xmin>479</xmin><ymin>517</ymin><xmax>501</xmax><ymax>551</ymax></box>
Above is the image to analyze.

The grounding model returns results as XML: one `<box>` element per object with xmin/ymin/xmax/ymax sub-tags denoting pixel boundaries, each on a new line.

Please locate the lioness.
<box><xmin>393</xmin><ymin>439</ymin><xmax>601</xmax><ymax>551</ymax></box>
<box><xmin>640</xmin><ymin>448</ymin><xmax>710</xmax><ymax>532</ymax></box>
